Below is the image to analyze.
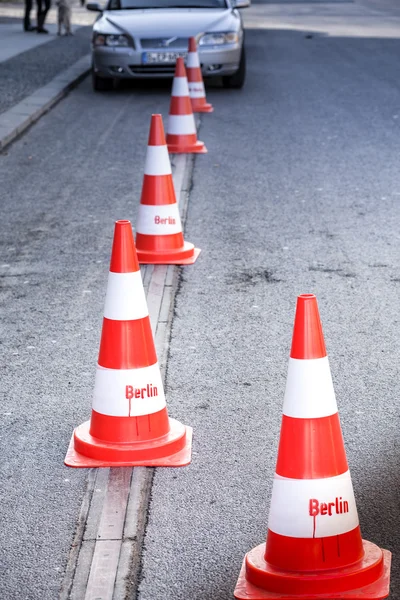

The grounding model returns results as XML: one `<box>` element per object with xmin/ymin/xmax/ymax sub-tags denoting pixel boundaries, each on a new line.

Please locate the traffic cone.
<box><xmin>186</xmin><ymin>37</ymin><xmax>213</xmax><ymax>113</ymax></box>
<box><xmin>64</xmin><ymin>220</ymin><xmax>192</xmax><ymax>468</ymax></box>
<box><xmin>135</xmin><ymin>114</ymin><xmax>201</xmax><ymax>265</ymax></box>
<box><xmin>234</xmin><ymin>294</ymin><xmax>391</xmax><ymax>600</ymax></box>
<box><xmin>166</xmin><ymin>57</ymin><xmax>207</xmax><ymax>154</ymax></box>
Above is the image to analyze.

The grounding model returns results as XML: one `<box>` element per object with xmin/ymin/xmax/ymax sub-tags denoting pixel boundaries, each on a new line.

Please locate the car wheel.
<box><xmin>222</xmin><ymin>46</ymin><xmax>246</xmax><ymax>89</ymax></box>
<box><xmin>92</xmin><ymin>68</ymin><xmax>114</xmax><ymax>92</ymax></box>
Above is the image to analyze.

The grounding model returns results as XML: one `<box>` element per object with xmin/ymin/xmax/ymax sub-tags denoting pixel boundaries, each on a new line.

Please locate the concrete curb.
<box><xmin>0</xmin><ymin>53</ymin><xmax>91</xmax><ymax>151</ymax></box>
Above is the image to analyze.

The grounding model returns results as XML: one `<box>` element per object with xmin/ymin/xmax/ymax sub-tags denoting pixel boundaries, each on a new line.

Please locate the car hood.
<box><xmin>98</xmin><ymin>8</ymin><xmax>237</xmax><ymax>37</ymax></box>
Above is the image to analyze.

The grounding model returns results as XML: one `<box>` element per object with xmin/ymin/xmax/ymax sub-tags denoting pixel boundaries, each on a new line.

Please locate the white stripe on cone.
<box><xmin>188</xmin><ymin>82</ymin><xmax>206</xmax><ymax>98</ymax></box>
<box><xmin>187</xmin><ymin>52</ymin><xmax>200</xmax><ymax>68</ymax></box>
<box><xmin>171</xmin><ymin>76</ymin><xmax>190</xmax><ymax>97</ymax></box>
<box><xmin>136</xmin><ymin>203</ymin><xmax>183</xmax><ymax>236</ymax></box>
<box><xmin>167</xmin><ymin>114</ymin><xmax>196</xmax><ymax>135</ymax></box>
<box><xmin>93</xmin><ymin>363</ymin><xmax>166</xmax><ymax>417</ymax></box>
<box><xmin>283</xmin><ymin>357</ymin><xmax>338</xmax><ymax>419</ymax></box>
<box><xmin>103</xmin><ymin>271</ymin><xmax>149</xmax><ymax>321</ymax></box>
<box><xmin>268</xmin><ymin>471</ymin><xmax>359</xmax><ymax>538</ymax></box>
<box><xmin>144</xmin><ymin>145</ymin><xmax>172</xmax><ymax>176</ymax></box>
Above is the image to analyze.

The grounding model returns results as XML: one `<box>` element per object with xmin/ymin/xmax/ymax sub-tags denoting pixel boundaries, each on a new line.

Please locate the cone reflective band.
<box><xmin>186</xmin><ymin>37</ymin><xmax>213</xmax><ymax>113</ymax></box>
<box><xmin>166</xmin><ymin>57</ymin><xmax>207</xmax><ymax>154</ymax></box>
<box><xmin>65</xmin><ymin>220</ymin><xmax>192</xmax><ymax>468</ymax></box>
<box><xmin>135</xmin><ymin>114</ymin><xmax>201</xmax><ymax>265</ymax></box>
<box><xmin>234</xmin><ymin>294</ymin><xmax>391</xmax><ymax>600</ymax></box>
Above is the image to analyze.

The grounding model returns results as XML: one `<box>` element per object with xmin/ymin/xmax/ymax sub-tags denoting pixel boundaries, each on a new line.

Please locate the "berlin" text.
<box><xmin>125</xmin><ymin>384</ymin><xmax>158</xmax><ymax>400</ymax></box>
<box><xmin>309</xmin><ymin>497</ymin><xmax>349</xmax><ymax>517</ymax></box>
<box><xmin>155</xmin><ymin>216</ymin><xmax>176</xmax><ymax>225</ymax></box>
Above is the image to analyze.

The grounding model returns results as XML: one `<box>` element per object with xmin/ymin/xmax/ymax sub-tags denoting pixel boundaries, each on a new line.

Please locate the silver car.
<box><xmin>87</xmin><ymin>0</ymin><xmax>249</xmax><ymax>91</ymax></box>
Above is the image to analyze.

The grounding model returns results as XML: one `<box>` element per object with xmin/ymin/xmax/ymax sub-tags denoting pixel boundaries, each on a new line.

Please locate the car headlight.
<box><xmin>198</xmin><ymin>32</ymin><xmax>239</xmax><ymax>46</ymax></box>
<box><xmin>93</xmin><ymin>33</ymin><xmax>131</xmax><ymax>47</ymax></box>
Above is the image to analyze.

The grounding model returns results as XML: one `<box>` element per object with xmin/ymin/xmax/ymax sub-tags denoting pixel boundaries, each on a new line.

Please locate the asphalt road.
<box><xmin>0</xmin><ymin>0</ymin><xmax>399</xmax><ymax>598</ymax></box>
<box><xmin>137</xmin><ymin>2</ymin><xmax>400</xmax><ymax>600</ymax></box>
<box><xmin>0</xmin><ymin>74</ymin><xmax>174</xmax><ymax>598</ymax></box>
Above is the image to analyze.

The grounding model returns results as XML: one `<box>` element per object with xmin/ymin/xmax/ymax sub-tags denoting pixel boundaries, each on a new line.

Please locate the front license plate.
<box><xmin>142</xmin><ymin>51</ymin><xmax>187</xmax><ymax>64</ymax></box>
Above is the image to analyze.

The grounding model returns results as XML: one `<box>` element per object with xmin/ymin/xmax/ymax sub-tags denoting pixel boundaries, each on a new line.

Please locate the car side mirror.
<box><xmin>232</xmin><ymin>0</ymin><xmax>250</xmax><ymax>7</ymax></box>
<box><xmin>86</xmin><ymin>2</ymin><xmax>102</xmax><ymax>11</ymax></box>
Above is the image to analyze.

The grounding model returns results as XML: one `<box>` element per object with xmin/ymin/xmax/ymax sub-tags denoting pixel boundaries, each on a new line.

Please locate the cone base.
<box><xmin>64</xmin><ymin>418</ymin><xmax>192</xmax><ymax>468</ymax></box>
<box><xmin>167</xmin><ymin>140</ymin><xmax>207</xmax><ymax>154</ymax></box>
<box><xmin>137</xmin><ymin>244</ymin><xmax>201</xmax><ymax>265</ymax></box>
<box><xmin>192</xmin><ymin>104</ymin><xmax>214</xmax><ymax>113</ymax></box>
<box><xmin>234</xmin><ymin>542</ymin><xmax>391</xmax><ymax>600</ymax></box>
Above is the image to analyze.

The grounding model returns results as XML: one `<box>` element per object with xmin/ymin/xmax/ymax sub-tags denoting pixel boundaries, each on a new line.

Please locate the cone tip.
<box><xmin>188</xmin><ymin>37</ymin><xmax>197</xmax><ymax>52</ymax></box>
<box><xmin>148</xmin><ymin>114</ymin><xmax>166</xmax><ymax>146</ymax></box>
<box><xmin>110</xmin><ymin>220</ymin><xmax>139</xmax><ymax>273</ymax></box>
<box><xmin>290</xmin><ymin>293</ymin><xmax>327</xmax><ymax>359</ymax></box>
<box><xmin>175</xmin><ymin>56</ymin><xmax>186</xmax><ymax>77</ymax></box>
<box><xmin>299</xmin><ymin>293</ymin><xmax>316</xmax><ymax>300</ymax></box>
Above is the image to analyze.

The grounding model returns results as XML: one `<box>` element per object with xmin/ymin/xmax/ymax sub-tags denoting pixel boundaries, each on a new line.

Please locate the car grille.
<box><xmin>129</xmin><ymin>65</ymin><xmax>177</xmax><ymax>75</ymax></box>
<box><xmin>140</xmin><ymin>37</ymin><xmax>188</xmax><ymax>49</ymax></box>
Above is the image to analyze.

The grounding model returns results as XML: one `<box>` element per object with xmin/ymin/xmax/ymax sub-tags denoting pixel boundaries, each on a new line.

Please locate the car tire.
<box><xmin>222</xmin><ymin>46</ymin><xmax>246</xmax><ymax>89</ymax></box>
<box><xmin>92</xmin><ymin>68</ymin><xmax>114</xmax><ymax>92</ymax></box>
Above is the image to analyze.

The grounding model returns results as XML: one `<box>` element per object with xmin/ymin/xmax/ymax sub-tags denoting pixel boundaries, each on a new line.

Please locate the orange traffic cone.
<box><xmin>166</xmin><ymin>57</ymin><xmax>207</xmax><ymax>154</ymax></box>
<box><xmin>186</xmin><ymin>37</ymin><xmax>213</xmax><ymax>113</ymax></box>
<box><xmin>135</xmin><ymin>114</ymin><xmax>201</xmax><ymax>265</ymax></box>
<box><xmin>64</xmin><ymin>220</ymin><xmax>192</xmax><ymax>468</ymax></box>
<box><xmin>234</xmin><ymin>294</ymin><xmax>391</xmax><ymax>600</ymax></box>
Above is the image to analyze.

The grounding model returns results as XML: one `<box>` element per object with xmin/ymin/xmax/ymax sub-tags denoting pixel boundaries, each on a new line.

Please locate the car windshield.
<box><xmin>108</xmin><ymin>0</ymin><xmax>227</xmax><ymax>9</ymax></box>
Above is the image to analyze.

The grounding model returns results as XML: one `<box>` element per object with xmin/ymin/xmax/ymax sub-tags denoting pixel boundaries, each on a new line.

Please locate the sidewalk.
<box><xmin>0</xmin><ymin>1</ymin><xmax>93</xmax><ymax>65</ymax></box>
<box><xmin>0</xmin><ymin>1</ymin><xmax>96</xmax><ymax>148</ymax></box>
<box><xmin>0</xmin><ymin>21</ymin><xmax>61</xmax><ymax>63</ymax></box>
